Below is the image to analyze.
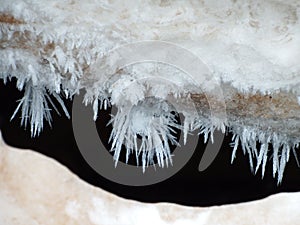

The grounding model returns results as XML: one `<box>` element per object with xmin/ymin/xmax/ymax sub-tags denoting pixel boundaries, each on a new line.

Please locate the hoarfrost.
<box><xmin>108</xmin><ymin>97</ymin><xmax>180</xmax><ymax>170</ymax></box>
<box><xmin>1</xmin><ymin>0</ymin><xmax>300</xmax><ymax>182</ymax></box>
<box><xmin>230</xmin><ymin>126</ymin><xmax>299</xmax><ymax>184</ymax></box>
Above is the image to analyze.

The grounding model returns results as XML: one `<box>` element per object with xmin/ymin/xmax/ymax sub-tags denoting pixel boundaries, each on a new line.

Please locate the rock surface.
<box><xmin>0</xmin><ymin>133</ymin><xmax>300</xmax><ymax>225</ymax></box>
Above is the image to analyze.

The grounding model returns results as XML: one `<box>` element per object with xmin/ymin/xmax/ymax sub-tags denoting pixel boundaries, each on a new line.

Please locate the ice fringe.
<box><xmin>230</xmin><ymin>126</ymin><xmax>300</xmax><ymax>184</ymax></box>
<box><xmin>1</xmin><ymin>72</ymin><xmax>300</xmax><ymax>182</ymax></box>
<box><xmin>0</xmin><ymin>50</ymin><xmax>299</xmax><ymax>182</ymax></box>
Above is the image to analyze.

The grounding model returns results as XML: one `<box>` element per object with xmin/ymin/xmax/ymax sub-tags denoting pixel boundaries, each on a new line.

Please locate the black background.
<box><xmin>1</xmin><ymin>78</ymin><xmax>300</xmax><ymax>207</ymax></box>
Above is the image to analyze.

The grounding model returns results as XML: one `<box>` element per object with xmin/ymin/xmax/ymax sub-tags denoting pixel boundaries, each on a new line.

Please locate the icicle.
<box><xmin>10</xmin><ymin>83</ymin><xmax>69</xmax><ymax>137</ymax></box>
<box><xmin>109</xmin><ymin>97</ymin><xmax>179</xmax><ymax>170</ymax></box>
<box><xmin>229</xmin><ymin>125</ymin><xmax>300</xmax><ymax>183</ymax></box>
<box><xmin>183</xmin><ymin>118</ymin><xmax>189</xmax><ymax>145</ymax></box>
<box><xmin>93</xmin><ymin>99</ymin><xmax>99</xmax><ymax>121</ymax></box>
<box><xmin>231</xmin><ymin>134</ymin><xmax>239</xmax><ymax>164</ymax></box>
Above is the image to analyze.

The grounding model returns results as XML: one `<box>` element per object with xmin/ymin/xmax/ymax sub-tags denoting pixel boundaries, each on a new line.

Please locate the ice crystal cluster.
<box><xmin>1</xmin><ymin>0</ymin><xmax>300</xmax><ymax>182</ymax></box>
<box><xmin>109</xmin><ymin>97</ymin><xmax>180</xmax><ymax>170</ymax></box>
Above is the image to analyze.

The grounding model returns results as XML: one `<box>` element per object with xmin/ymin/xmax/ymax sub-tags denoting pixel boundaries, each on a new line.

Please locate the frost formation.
<box><xmin>109</xmin><ymin>97</ymin><xmax>180</xmax><ymax>170</ymax></box>
<box><xmin>1</xmin><ymin>0</ymin><xmax>300</xmax><ymax>183</ymax></box>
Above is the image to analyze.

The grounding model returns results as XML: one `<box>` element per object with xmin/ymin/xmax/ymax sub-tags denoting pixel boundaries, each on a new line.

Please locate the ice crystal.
<box><xmin>10</xmin><ymin>83</ymin><xmax>69</xmax><ymax>137</ymax></box>
<box><xmin>108</xmin><ymin>97</ymin><xmax>180</xmax><ymax>170</ymax></box>
<box><xmin>230</xmin><ymin>126</ymin><xmax>300</xmax><ymax>184</ymax></box>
